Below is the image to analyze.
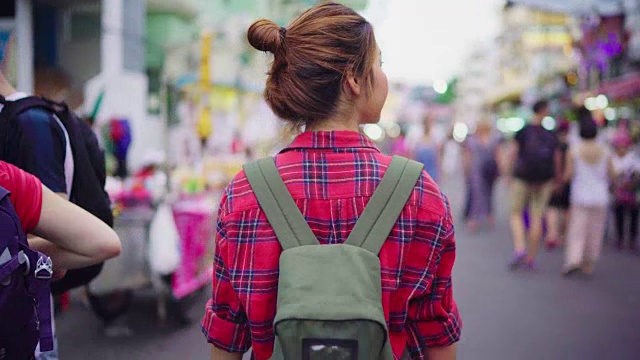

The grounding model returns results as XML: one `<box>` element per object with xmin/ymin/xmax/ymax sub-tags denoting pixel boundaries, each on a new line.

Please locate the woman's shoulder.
<box><xmin>218</xmin><ymin>154</ymin><xmax>449</xmax><ymax>218</ymax></box>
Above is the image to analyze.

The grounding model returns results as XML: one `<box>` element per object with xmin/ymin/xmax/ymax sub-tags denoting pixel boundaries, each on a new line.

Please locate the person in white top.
<box><xmin>563</xmin><ymin>110</ymin><xmax>616</xmax><ymax>276</ymax></box>
<box><xmin>610</xmin><ymin>128</ymin><xmax>640</xmax><ymax>251</ymax></box>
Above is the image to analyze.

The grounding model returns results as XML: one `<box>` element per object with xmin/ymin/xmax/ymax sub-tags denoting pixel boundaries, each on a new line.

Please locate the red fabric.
<box><xmin>202</xmin><ymin>131</ymin><xmax>461</xmax><ymax>359</ymax></box>
<box><xmin>0</xmin><ymin>160</ymin><xmax>43</xmax><ymax>233</ymax></box>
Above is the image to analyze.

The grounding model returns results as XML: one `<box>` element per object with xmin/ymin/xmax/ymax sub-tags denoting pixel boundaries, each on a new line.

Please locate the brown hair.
<box><xmin>247</xmin><ymin>2</ymin><xmax>378</xmax><ymax>127</ymax></box>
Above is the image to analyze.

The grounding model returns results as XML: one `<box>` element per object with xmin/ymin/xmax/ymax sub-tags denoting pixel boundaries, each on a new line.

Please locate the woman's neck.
<box><xmin>305</xmin><ymin>112</ymin><xmax>361</xmax><ymax>132</ymax></box>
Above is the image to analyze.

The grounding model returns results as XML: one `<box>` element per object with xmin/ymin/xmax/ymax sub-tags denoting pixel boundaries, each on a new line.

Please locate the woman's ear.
<box><xmin>342</xmin><ymin>72</ymin><xmax>361</xmax><ymax>99</ymax></box>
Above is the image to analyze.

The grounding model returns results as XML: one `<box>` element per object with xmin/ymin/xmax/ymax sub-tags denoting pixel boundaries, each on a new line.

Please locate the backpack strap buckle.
<box><xmin>17</xmin><ymin>250</ymin><xmax>30</xmax><ymax>276</ymax></box>
<box><xmin>34</xmin><ymin>256</ymin><xmax>53</xmax><ymax>280</ymax></box>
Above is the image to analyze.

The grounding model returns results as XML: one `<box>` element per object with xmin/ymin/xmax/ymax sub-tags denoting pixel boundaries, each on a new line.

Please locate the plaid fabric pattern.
<box><xmin>202</xmin><ymin>131</ymin><xmax>461</xmax><ymax>359</ymax></box>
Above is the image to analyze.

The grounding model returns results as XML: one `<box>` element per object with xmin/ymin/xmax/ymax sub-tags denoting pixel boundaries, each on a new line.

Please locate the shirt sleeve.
<box><xmin>0</xmin><ymin>161</ymin><xmax>43</xmax><ymax>233</ymax></box>
<box><xmin>201</xmin><ymin>195</ymin><xmax>252</xmax><ymax>353</ymax></box>
<box><xmin>405</xmin><ymin>197</ymin><xmax>462</xmax><ymax>358</ymax></box>
<box><xmin>14</xmin><ymin>108</ymin><xmax>68</xmax><ymax>193</ymax></box>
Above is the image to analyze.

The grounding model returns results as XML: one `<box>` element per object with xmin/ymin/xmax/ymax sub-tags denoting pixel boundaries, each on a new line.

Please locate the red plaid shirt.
<box><xmin>202</xmin><ymin>131</ymin><xmax>461</xmax><ymax>359</ymax></box>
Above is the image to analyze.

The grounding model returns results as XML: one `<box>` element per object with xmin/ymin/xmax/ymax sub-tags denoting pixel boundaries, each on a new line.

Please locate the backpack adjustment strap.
<box><xmin>243</xmin><ymin>158</ymin><xmax>319</xmax><ymax>250</ymax></box>
<box><xmin>345</xmin><ymin>156</ymin><xmax>424</xmax><ymax>255</ymax></box>
<box><xmin>25</xmin><ymin>250</ymin><xmax>54</xmax><ymax>352</ymax></box>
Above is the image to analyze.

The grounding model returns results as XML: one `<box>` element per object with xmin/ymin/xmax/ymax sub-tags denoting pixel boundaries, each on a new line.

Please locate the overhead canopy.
<box><xmin>598</xmin><ymin>72</ymin><xmax>640</xmax><ymax>101</ymax></box>
<box><xmin>486</xmin><ymin>76</ymin><xmax>535</xmax><ymax>106</ymax></box>
<box><xmin>510</xmin><ymin>0</ymin><xmax>639</xmax><ymax>16</ymax></box>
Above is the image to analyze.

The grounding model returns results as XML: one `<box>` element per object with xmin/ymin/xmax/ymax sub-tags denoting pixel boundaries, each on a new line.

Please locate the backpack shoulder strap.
<box><xmin>0</xmin><ymin>96</ymin><xmax>57</xmax><ymax>121</ymax></box>
<box><xmin>243</xmin><ymin>157</ymin><xmax>319</xmax><ymax>250</ymax></box>
<box><xmin>0</xmin><ymin>96</ymin><xmax>57</xmax><ymax>160</ymax></box>
<box><xmin>345</xmin><ymin>156</ymin><xmax>424</xmax><ymax>255</ymax></box>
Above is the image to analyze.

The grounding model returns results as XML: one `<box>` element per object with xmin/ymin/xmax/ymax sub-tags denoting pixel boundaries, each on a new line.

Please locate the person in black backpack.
<box><xmin>0</xmin><ymin>69</ymin><xmax>114</xmax><ymax>359</ymax></box>
<box><xmin>507</xmin><ymin>99</ymin><xmax>561</xmax><ymax>271</ymax></box>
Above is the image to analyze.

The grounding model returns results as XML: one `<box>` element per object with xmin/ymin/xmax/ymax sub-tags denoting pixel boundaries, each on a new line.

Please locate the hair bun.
<box><xmin>247</xmin><ymin>19</ymin><xmax>283</xmax><ymax>54</ymax></box>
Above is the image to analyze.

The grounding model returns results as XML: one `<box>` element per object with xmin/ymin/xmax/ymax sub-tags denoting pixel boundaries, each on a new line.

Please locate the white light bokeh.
<box><xmin>604</xmin><ymin>107</ymin><xmax>617</xmax><ymax>121</ymax></box>
<box><xmin>363</xmin><ymin>124</ymin><xmax>385</xmax><ymax>141</ymax></box>
<box><xmin>433</xmin><ymin>80</ymin><xmax>448</xmax><ymax>94</ymax></box>
<box><xmin>584</xmin><ymin>97</ymin><xmax>598</xmax><ymax>111</ymax></box>
<box><xmin>595</xmin><ymin>94</ymin><xmax>609</xmax><ymax>109</ymax></box>
<box><xmin>542</xmin><ymin>116</ymin><xmax>556</xmax><ymax>130</ymax></box>
<box><xmin>453</xmin><ymin>122</ymin><xmax>469</xmax><ymax>143</ymax></box>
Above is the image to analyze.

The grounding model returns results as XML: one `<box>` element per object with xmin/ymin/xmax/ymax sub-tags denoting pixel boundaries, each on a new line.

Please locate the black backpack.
<box><xmin>0</xmin><ymin>96</ymin><xmax>113</xmax><ymax>294</ymax></box>
<box><xmin>514</xmin><ymin>125</ymin><xmax>557</xmax><ymax>183</ymax></box>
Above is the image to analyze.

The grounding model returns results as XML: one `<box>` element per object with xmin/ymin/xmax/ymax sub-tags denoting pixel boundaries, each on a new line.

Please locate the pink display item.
<box><xmin>612</xmin><ymin>129</ymin><xmax>633</xmax><ymax>149</ymax></box>
<box><xmin>171</xmin><ymin>196</ymin><xmax>216</xmax><ymax>299</ymax></box>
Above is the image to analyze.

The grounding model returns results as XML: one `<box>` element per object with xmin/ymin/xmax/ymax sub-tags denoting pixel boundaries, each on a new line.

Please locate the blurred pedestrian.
<box><xmin>507</xmin><ymin>99</ymin><xmax>561</xmax><ymax>270</ymax></box>
<box><xmin>545</xmin><ymin>119</ymin><xmax>572</xmax><ymax>249</ymax></box>
<box><xmin>414</xmin><ymin>115</ymin><xmax>441</xmax><ymax>183</ymax></box>
<box><xmin>562</xmin><ymin>110</ymin><xmax>615</xmax><ymax>276</ymax></box>
<box><xmin>462</xmin><ymin>118</ymin><xmax>502</xmax><ymax>230</ymax></box>
<box><xmin>391</xmin><ymin>126</ymin><xmax>411</xmax><ymax>157</ymax></box>
<box><xmin>610</xmin><ymin>127</ymin><xmax>640</xmax><ymax>252</ymax></box>
<box><xmin>203</xmin><ymin>3</ymin><xmax>461</xmax><ymax>359</ymax></box>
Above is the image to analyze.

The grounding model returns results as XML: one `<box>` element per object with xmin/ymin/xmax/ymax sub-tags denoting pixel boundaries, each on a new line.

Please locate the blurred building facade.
<box><xmin>489</xmin><ymin>4</ymin><xmax>576</xmax><ymax>117</ymax></box>
<box><xmin>3</xmin><ymin>0</ymin><xmax>373</xmax><ymax>169</ymax></box>
<box><xmin>454</xmin><ymin>43</ymin><xmax>500</xmax><ymax>128</ymax></box>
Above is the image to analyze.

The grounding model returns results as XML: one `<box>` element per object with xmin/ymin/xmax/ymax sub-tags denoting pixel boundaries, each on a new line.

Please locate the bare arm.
<box><xmin>29</xmin><ymin>185</ymin><xmax>120</xmax><ymax>270</ymax></box>
<box><xmin>607</xmin><ymin>156</ymin><xmax>617</xmax><ymax>181</ymax></box>
<box><xmin>27</xmin><ymin>192</ymin><xmax>71</xmax><ymax>270</ymax></box>
<box><xmin>554</xmin><ymin>148</ymin><xmax>563</xmax><ymax>183</ymax></box>
<box><xmin>211</xmin><ymin>346</ymin><xmax>243</xmax><ymax>360</ymax></box>
<box><xmin>563</xmin><ymin>151</ymin><xmax>575</xmax><ymax>184</ymax></box>
<box><xmin>427</xmin><ymin>344</ymin><xmax>457</xmax><ymax>360</ymax></box>
<box><xmin>507</xmin><ymin>140</ymin><xmax>519</xmax><ymax>175</ymax></box>
<box><xmin>461</xmin><ymin>147</ymin><xmax>471</xmax><ymax>178</ymax></box>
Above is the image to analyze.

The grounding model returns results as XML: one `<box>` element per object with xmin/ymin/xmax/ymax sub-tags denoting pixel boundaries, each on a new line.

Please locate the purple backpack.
<box><xmin>0</xmin><ymin>185</ymin><xmax>54</xmax><ymax>358</ymax></box>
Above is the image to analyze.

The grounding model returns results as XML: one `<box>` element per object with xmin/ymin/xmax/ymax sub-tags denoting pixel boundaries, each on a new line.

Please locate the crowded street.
<box><xmin>2</xmin><ymin>0</ymin><xmax>640</xmax><ymax>359</ymax></box>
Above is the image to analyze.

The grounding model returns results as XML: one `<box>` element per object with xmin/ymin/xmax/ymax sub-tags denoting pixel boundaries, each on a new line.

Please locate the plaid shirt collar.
<box><xmin>281</xmin><ymin>130</ymin><xmax>380</xmax><ymax>153</ymax></box>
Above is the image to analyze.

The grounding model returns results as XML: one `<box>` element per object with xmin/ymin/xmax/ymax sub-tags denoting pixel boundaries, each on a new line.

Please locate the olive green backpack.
<box><xmin>243</xmin><ymin>155</ymin><xmax>423</xmax><ymax>360</ymax></box>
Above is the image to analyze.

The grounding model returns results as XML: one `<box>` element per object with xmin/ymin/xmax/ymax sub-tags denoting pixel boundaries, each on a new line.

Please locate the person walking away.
<box><xmin>203</xmin><ymin>3</ymin><xmax>461</xmax><ymax>359</ymax></box>
<box><xmin>545</xmin><ymin>119</ymin><xmax>572</xmax><ymax>249</ymax></box>
<box><xmin>0</xmin><ymin>160</ymin><xmax>120</xmax><ymax>359</ymax></box>
<box><xmin>610</xmin><ymin>128</ymin><xmax>640</xmax><ymax>252</ymax></box>
<box><xmin>462</xmin><ymin>118</ymin><xmax>502</xmax><ymax>230</ymax></box>
<box><xmin>562</xmin><ymin>111</ymin><xmax>615</xmax><ymax>275</ymax></box>
<box><xmin>508</xmin><ymin>99</ymin><xmax>561</xmax><ymax>270</ymax></box>
<box><xmin>414</xmin><ymin>115</ymin><xmax>441</xmax><ymax>183</ymax></box>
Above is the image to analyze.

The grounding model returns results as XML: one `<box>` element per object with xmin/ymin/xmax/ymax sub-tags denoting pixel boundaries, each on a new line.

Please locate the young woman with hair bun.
<box><xmin>203</xmin><ymin>3</ymin><xmax>461</xmax><ymax>359</ymax></box>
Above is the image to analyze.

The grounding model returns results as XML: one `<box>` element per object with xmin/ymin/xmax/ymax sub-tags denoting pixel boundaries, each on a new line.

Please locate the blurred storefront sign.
<box><xmin>598</xmin><ymin>72</ymin><xmax>640</xmax><ymax>101</ymax></box>
<box><xmin>578</xmin><ymin>14</ymin><xmax>629</xmax><ymax>89</ymax></box>
<box><xmin>510</xmin><ymin>0</ymin><xmax>632</xmax><ymax>16</ymax></box>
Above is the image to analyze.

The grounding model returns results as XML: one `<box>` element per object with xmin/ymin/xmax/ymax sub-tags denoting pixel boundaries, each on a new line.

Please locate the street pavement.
<box><xmin>56</xmin><ymin>175</ymin><xmax>640</xmax><ymax>359</ymax></box>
